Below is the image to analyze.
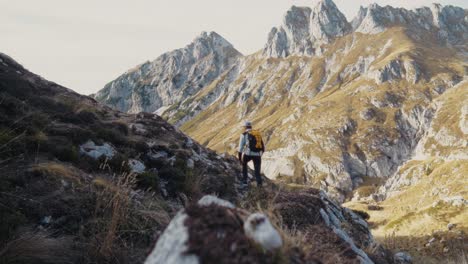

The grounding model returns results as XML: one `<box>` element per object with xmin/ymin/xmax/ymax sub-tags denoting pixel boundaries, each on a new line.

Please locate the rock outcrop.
<box><xmin>94</xmin><ymin>31</ymin><xmax>242</xmax><ymax>113</ymax></box>
<box><xmin>264</xmin><ymin>6</ymin><xmax>313</xmax><ymax>58</ymax></box>
<box><xmin>263</xmin><ymin>0</ymin><xmax>350</xmax><ymax>58</ymax></box>
<box><xmin>309</xmin><ymin>0</ymin><xmax>351</xmax><ymax>43</ymax></box>
<box><xmin>145</xmin><ymin>192</ymin><xmax>390</xmax><ymax>264</ymax></box>
<box><xmin>353</xmin><ymin>3</ymin><xmax>467</xmax><ymax>43</ymax></box>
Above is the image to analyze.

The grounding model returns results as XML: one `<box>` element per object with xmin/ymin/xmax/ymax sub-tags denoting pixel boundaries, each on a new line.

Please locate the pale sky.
<box><xmin>2</xmin><ymin>0</ymin><xmax>467</xmax><ymax>95</ymax></box>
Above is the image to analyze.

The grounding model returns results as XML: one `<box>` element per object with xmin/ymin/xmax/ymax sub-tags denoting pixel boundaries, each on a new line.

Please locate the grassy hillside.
<box><xmin>345</xmin><ymin>159</ymin><xmax>467</xmax><ymax>263</ymax></box>
<box><xmin>0</xmin><ymin>53</ymin><xmax>243</xmax><ymax>263</ymax></box>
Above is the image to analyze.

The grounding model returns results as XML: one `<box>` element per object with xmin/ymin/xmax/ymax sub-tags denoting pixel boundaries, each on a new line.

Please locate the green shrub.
<box><xmin>0</xmin><ymin>129</ymin><xmax>27</xmax><ymax>158</ymax></box>
<box><xmin>171</xmin><ymin>110</ymin><xmax>189</xmax><ymax>123</ymax></box>
<box><xmin>107</xmin><ymin>154</ymin><xmax>131</xmax><ymax>174</ymax></box>
<box><xmin>127</xmin><ymin>140</ymin><xmax>148</xmax><ymax>154</ymax></box>
<box><xmin>69</xmin><ymin>128</ymin><xmax>94</xmax><ymax>145</ymax></box>
<box><xmin>77</xmin><ymin>110</ymin><xmax>99</xmax><ymax>124</ymax></box>
<box><xmin>136</xmin><ymin>171</ymin><xmax>159</xmax><ymax>192</ymax></box>
<box><xmin>367</xmin><ymin>205</ymin><xmax>383</xmax><ymax>211</ymax></box>
<box><xmin>53</xmin><ymin>144</ymin><xmax>79</xmax><ymax>162</ymax></box>
<box><xmin>169</xmin><ymin>143</ymin><xmax>179</xmax><ymax>149</ymax></box>
<box><xmin>24</xmin><ymin>113</ymin><xmax>49</xmax><ymax>134</ymax></box>
<box><xmin>158</xmin><ymin>158</ymin><xmax>189</xmax><ymax>195</ymax></box>
<box><xmin>352</xmin><ymin>209</ymin><xmax>370</xmax><ymax>220</ymax></box>
<box><xmin>112</xmin><ymin>122</ymin><xmax>129</xmax><ymax>136</ymax></box>
<box><xmin>0</xmin><ymin>93</ymin><xmax>26</xmax><ymax>117</ymax></box>
<box><xmin>0</xmin><ymin>128</ymin><xmax>16</xmax><ymax>146</ymax></box>
<box><xmin>95</xmin><ymin>127</ymin><xmax>127</xmax><ymax>146</ymax></box>
<box><xmin>0</xmin><ymin>208</ymin><xmax>27</xmax><ymax>242</ymax></box>
<box><xmin>28</xmin><ymin>96</ymin><xmax>71</xmax><ymax>114</ymax></box>
<box><xmin>24</xmin><ymin>131</ymin><xmax>48</xmax><ymax>152</ymax></box>
<box><xmin>77</xmin><ymin>155</ymin><xmax>101</xmax><ymax>172</ymax></box>
<box><xmin>158</xmin><ymin>166</ymin><xmax>185</xmax><ymax>192</ymax></box>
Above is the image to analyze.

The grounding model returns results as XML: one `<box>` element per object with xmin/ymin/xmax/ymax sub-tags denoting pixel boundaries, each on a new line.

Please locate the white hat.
<box><xmin>244</xmin><ymin>121</ymin><xmax>252</xmax><ymax>127</ymax></box>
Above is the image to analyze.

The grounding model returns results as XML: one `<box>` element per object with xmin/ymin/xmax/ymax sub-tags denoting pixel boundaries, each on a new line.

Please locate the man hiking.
<box><xmin>238</xmin><ymin>121</ymin><xmax>265</xmax><ymax>187</ymax></box>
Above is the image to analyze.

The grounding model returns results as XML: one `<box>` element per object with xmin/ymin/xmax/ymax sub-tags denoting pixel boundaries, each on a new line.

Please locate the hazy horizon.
<box><xmin>2</xmin><ymin>0</ymin><xmax>467</xmax><ymax>95</ymax></box>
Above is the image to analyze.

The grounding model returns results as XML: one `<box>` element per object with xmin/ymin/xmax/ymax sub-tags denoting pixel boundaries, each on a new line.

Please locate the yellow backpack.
<box><xmin>247</xmin><ymin>130</ymin><xmax>263</xmax><ymax>152</ymax></box>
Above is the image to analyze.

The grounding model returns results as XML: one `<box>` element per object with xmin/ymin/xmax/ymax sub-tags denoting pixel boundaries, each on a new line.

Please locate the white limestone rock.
<box><xmin>197</xmin><ymin>195</ymin><xmax>235</xmax><ymax>209</ymax></box>
<box><xmin>186</xmin><ymin>158</ymin><xmax>194</xmax><ymax>169</ymax></box>
<box><xmin>394</xmin><ymin>251</ymin><xmax>412</xmax><ymax>264</ymax></box>
<box><xmin>319</xmin><ymin>208</ymin><xmax>331</xmax><ymax>227</ymax></box>
<box><xmin>459</xmin><ymin>104</ymin><xmax>468</xmax><ymax>135</ymax></box>
<box><xmin>148</xmin><ymin>150</ymin><xmax>169</xmax><ymax>160</ymax></box>
<box><xmin>262</xmin><ymin>156</ymin><xmax>295</xmax><ymax>179</ymax></box>
<box><xmin>144</xmin><ymin>211</ymin><xmax>198</xmax><ymax>264</ymax></box>
<box><xmin>368</xmin><ymin>59</ymin><xmax>422</xmax><ymax>84</ymax></box>
<box><xmin>447</xmin><ymin>223</ymin><xmax>456</xmax><ymax>230</ymax></box>
<box><xmin>332</xmin><ymin>227</ymin><xmax>374</xmax><ymax>264</ymax></box>
<box><xmin>243</xmin><ymin>213</ymin><xmax>283</xmax><ymax>251</ymax></box>
<box><xmin>351</xmin><ymin>7</ymin><xmax>368</xmax><ymax>31</ymax></box>
<box><xmin>442</xmin><ymin>196</ymin><xmax>467</xmax><ymax>207</ymax></box>
<box><xmin>129</xmin><ymin>159</ymin><xmax>146</xmax><ymax>173</ymax></box>
<box><xmin>79</xmin><ymin>140</ymin><xmax>116</xmax><ymax>159</ymax></box>
<box><xmin>130</xmin><ymin>123</ymin><xmax>147</xmax><ymax>135</ymax></box>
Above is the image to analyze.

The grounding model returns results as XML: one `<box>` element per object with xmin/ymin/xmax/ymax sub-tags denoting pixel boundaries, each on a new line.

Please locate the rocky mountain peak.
<box><xmin>263</xmin><ymin>0</ymin><xmax>350</xmax><ymax>58</ymax></box>
<box><xmin>94</xmin><ymin>31</ymin><xmax>242</xmax><ymax>113</ymax></box>
<box><xmin>353</xmin><ymin>3</ymin><xmax>398</xmax><ymax>34</ymax></box>
<box><xmin>191</xmin><ymin>31</ymin><xmax>237</xmax><ymax>59</ymax></box>
<box><xmin>309</xmin><ymin>0</ymin><xmax>351</xmax><ymax>42</ymax></box>
<box><xmin>263</xmin><ymin>6</ymin><xmax>313</xmax><ymax>58</ymax></box>
<box><xmin>351</xmin><ymin>6</ymin><xmax>368</xmax><ymax>30</ymax></box>
<box><xmin>283</xmin><ymin>6</ymin><xmax>312</xmax><ymax>32</ymax></box>
<box><xmin>353</xmin><ymin>3</ymin><xmax>467</xmax><ymax>43</ymax></box>
<box><xmin>429</xmin><ymin>4</ymin><xmax>468</xmax><ymax>41</ymax></box>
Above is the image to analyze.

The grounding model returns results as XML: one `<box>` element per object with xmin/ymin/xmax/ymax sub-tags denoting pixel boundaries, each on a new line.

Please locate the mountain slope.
<box><xmin>94</xmin><ymin>31</ymin><xmax>242</xmax><ymax>113</ymax></box>
<box><xmin>177</xmin><ymin>25</ymin><xmax>467</xmax><ymax>202</ymax></box>
<box><xmin>0</xmin><ymin>53</ymin><xmax>392</xmax><ymax>264</ymax></box>
<box><xmin>95</xmin><ymin>1</ymin><xmax>467</xmax><ymax>204</ymax></box>
<box><xmin>344</xmin><ymin>80</ymin><xmax>467</xmax><ymax>262</ymax></box>
<box><xmin>0</xmin><ymin>52</ymin><xmax>244</xmax><ymax>263</ymax></box>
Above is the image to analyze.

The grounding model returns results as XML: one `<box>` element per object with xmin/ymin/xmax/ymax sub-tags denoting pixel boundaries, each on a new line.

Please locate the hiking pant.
<box><xmin>242</xmin><ymin>155</ymin><xmax>262</xmax><ymax>186</ymax></box>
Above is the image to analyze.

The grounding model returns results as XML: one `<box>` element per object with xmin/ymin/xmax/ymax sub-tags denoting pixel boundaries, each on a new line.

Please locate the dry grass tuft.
<box><xmin>31</xmin><ymin>162</ymin><xmax>81</xmax><ymax>184</ymax></box>
<box><xmin>91</xmin><ymin>170</ymin><xmax>137</xmax><ymax>260</ymax></box>
<box><xmin>0</xmin><ymin>230</ymin><xmax>75</xmax><ymax>264</ymax></box>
